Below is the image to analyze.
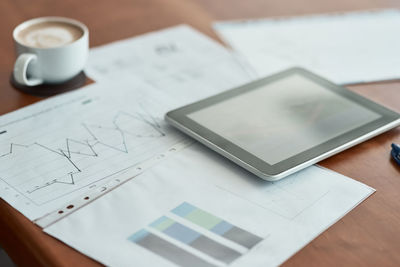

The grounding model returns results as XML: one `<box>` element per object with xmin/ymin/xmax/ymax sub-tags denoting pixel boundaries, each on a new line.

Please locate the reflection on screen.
<box><xmin>188</xmin><ymin>74</ymin><xmax>380</xmax><ymax>165</ymax></box>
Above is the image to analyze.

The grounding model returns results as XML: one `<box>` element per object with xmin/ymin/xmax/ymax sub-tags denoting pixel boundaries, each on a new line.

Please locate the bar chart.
<box><xmin>128</xmin><ymin>202</ymin><xmax>263</xmax><ymax>267</ymax></box>
<box><xmin>172</xmin><ymin>202</ymin><xmax>262</xmax><ymax>249</ymax></box>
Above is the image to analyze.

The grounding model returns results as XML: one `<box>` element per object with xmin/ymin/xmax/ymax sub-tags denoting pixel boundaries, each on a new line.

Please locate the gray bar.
<box><xmin>136</xmin><ymin>232</ymin><xmax>216</xmax><ymax>267</ymax></box>
<box><xmin>223</xmin><ymin>227</ymin><xmax>263</xmax><ymax>249</ymax></box>
<box><xmin>191</xmin><ymin>235</ymin><xmax>241</xmax><ymax>263</ymax></box>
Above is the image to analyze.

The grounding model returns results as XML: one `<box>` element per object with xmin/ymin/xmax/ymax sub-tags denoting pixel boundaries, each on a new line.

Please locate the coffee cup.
<box><xmin>13</xmin><ymin>17</ymin><xmax>89</xmax><ymax>86</ymax></box>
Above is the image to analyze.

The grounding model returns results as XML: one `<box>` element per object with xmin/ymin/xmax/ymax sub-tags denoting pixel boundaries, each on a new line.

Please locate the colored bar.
<box><xmin>172</xmin><ymin>202</ymin><xmax>263</xmax><ymax>249</ymax></box>
<box><xmin>0</xmin><ymin>130</ymin><xmax>6</xmax><ymax>135</ymax></box>
<box><xmin>172</xmin><ymin>202</ymin><xmax>221</xmax><ymax>229</ymax></box>
<box><xmin>128</xmin><ymin>229</ymin><xmax>216</xmax><ymax>267</ymax></box>
<box><xmin>150</xmin><ymin>216</ymin><xmax>241</xmax><ymax>263</ymax></box>
<box><xmin>211</xmin><ymin>221</ymin><xmax>233</xmax><ymax>235</ymax></box>
<box><xmin>150</xmin><ymin>216</ymin><xmax>175</xmax><ymax>231</ymax></box>
<box><xmin>221</xmin><ymin>226</ymin><xmax>262</xmax><ymax>249</ymax></box>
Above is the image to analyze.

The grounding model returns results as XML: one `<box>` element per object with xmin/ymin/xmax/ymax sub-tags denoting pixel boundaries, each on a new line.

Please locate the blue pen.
<box><xmin>391</xmin><ymin>143</ymin><xmax>400</xmax><ymax>166</ymax></box>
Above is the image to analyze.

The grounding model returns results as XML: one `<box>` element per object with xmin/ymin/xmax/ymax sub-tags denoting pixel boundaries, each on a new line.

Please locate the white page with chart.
<box><xmin>0</xmin><ymin>25</ymin><xmax>252</xmax><ymax>221</ymax></box>
<box><xmin>0</xmin><ymin>81</ymin><xmax>185</xmax><ymax>220</ymax></box>
<box><xmin>214</xmin><ymin>9</ymin><xmax>400</xmax><ymax>84</ymax></box>
<box><xmin>85</xmin><ymin>24</ymin><xmax>257</xmax><ymax>84</ymax></box>
<box><xmin>45</xmin><ymin>143</ymin><xmax>374</xmax><ymax>267</ymax></box>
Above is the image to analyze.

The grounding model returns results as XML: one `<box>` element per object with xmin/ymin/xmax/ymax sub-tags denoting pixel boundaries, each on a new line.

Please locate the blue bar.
<box><xmin>171</xmin><ymin>202</ymin><xmax>196</xmax><ymax>217</ymax></box>
<box><xmin>211</xmin><ymin>221</ymin><xmax>233</xmax><ymax>235</ymax></box>
<box><xmin>163</xmin><ymin>222</ymin><xmax>201</xmax><ymax>244</ymax></box>
<box><xmin>128</xmin><ymin>229</ymin><xmax>149</xmax><ymax>243</ymax></box>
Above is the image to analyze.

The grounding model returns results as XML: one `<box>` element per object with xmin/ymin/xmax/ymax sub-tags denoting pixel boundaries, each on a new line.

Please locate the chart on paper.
<box><xmin>44</xmin><ymin>144</ymin><xmax>374</xmax><ymax>267</ymax></box>
<box><xmin>85</xmin><ymin>24</ymin><xmax>255</xmax><ymax>96</ymax></box>
<box><xmin>1</xmin><ymin>110</ymin><xmax>172</xmax><ymax>205</ymax></box>
<box><xmin>129</xmin><ymin>202</ymin><xmax>263</xmax><ymax>267</ymax></box>
<box><xmin>0</xmin><ymin>81</ymin><xmax>187</xmax><ymax>220</ymax></box>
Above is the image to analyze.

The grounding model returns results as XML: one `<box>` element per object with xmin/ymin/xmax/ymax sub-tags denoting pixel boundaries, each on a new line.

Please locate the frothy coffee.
<box><xmin>17</xmin><ymin>21</ymin><xmax>83</xmax><ymax>48</ymax></box>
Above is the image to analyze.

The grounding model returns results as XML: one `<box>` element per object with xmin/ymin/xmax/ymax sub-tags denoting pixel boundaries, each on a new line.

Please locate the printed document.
<box><xmin>45</xmin><ymin>143</ymin><xmax>374</xmax><ymax>267</ymax></box>
<box><xmin>214</xmin><ymin>9</ymin><xmax>400</xmax><ymax>84</ymax></box>
<box><xmin>86</xmin><ymin>25</ymin><xmax>257</xmax><ymax>84</ymax></box>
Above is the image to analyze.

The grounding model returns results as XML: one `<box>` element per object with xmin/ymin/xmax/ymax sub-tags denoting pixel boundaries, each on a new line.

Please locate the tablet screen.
<box><xmin>188</xmin><ymin>74</ymin><xmax>381</xmax><ymax>165</ymax></box>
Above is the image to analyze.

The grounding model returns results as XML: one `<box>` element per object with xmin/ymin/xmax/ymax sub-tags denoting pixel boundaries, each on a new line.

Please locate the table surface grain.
<box><xmin>0</xmin><ymin>0</ymin><xmax>399</xmax><ymax>266</ymax></box>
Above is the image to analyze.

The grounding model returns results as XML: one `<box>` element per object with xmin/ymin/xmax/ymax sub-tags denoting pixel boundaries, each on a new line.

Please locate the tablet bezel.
<box><xmin>165</xmin><ymin>67</ymin><xmax>400</xmax><ymax>180</ymax></box>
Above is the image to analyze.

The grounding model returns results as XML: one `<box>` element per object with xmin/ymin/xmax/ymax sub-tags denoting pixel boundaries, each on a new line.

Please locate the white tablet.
<box><xmin>165</xmin><ymin>68</ymin><xmax>400</xmax><ymax>181</ymax></box>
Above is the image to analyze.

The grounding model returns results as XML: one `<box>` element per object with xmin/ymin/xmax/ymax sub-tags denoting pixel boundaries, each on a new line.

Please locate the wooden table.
<box><xmin>0</xmin><ymin>0</ymin><xmax>399</xmax><ymax>266</ymax></box>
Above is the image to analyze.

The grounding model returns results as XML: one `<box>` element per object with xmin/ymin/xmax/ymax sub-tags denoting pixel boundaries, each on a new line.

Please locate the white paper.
<box><xmin>214</xmin><ymin>9</ymin><xmax>400</xmax><ymax>84</ymax></box>
<box><xmin>0</xmin><ymin>25</ymin><xmax>252</xmax><ymax>221</ymax></box>
<box><xmin>45</xmin><ymin>143</ymin><xmax>374</xmax><ymax>267</ymax></box>
<box><xmin>0</xmin><ymin>81</ymin><xmax>183</xmax><ymax>220</ymax></box>
<box><xmin>86</xmin><ymin>25</ymin><xmax>257</xmax><ymax>85</ymax></box>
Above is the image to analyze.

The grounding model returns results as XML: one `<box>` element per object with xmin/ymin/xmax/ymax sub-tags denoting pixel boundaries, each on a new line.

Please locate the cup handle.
<box><xmin>13</xmin><ymin>53</ymin><xmax>43</xmax><ymax>86</ymax></box>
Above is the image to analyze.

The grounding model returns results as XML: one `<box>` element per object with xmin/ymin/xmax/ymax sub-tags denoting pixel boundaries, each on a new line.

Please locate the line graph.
<box><xmin>81</xmin><ymin>111</ymin><xmax>166</xmax><ymax>154</ymax></box>
<box><xmin>0</xmin><ymin>109</ymin><xmax>176</xmax><ymax>205</ymax></box>
<box><xmin>27</xmin><ymin>172</ymin><xmax>78</xmax><ymax>194</ymax></box>
<box><xmin>0</xmin><ymin>141</ymin><xmax>87</xmax><ymax>194</ymax></box>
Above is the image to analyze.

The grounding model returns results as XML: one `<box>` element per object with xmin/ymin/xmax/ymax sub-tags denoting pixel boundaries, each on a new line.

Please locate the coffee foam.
<box><xmin>17</xmin><ymin>21</ymin><xmax>83</xmax><ymax>48</ymax></box>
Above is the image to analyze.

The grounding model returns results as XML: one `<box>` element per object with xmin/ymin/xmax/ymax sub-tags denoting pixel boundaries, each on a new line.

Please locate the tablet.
<box><xmin>165</xmin><ymin>68</ymin><xmax>400</xmax><ymax>181</ymax></box>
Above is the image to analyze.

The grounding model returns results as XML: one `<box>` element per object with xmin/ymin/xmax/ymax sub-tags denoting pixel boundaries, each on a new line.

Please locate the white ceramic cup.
<box><xmin>13</xmin><ymin>17</ymin><xmax>89</xmax><ymax>86</ymax></box>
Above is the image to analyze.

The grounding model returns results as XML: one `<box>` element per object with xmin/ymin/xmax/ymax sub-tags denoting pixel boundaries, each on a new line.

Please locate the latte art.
<box><xmin>25</xmin><ymin>27</ymin><xmax>74</xmax><ymax>48</ymax></box>
<box><xmin>17</xmin><ymin>21</ymin><xmax>83</xmax><ymax>48</ymax></box>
